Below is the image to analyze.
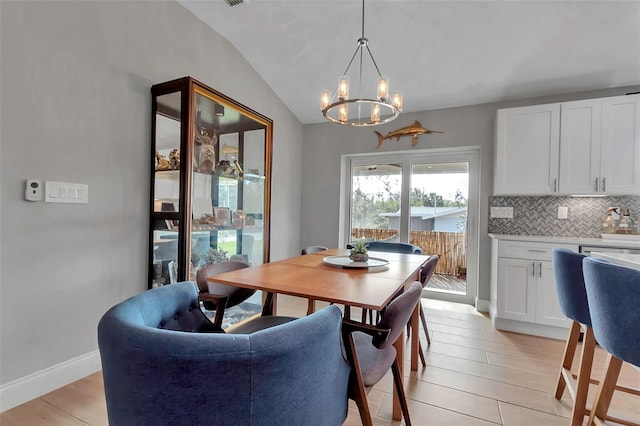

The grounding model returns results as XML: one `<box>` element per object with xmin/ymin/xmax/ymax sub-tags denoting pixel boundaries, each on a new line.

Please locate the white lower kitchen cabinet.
<box><xmin>491</xmin><ymin>239</ymin><xmax>576</xmax><ymax>339</ymax></box>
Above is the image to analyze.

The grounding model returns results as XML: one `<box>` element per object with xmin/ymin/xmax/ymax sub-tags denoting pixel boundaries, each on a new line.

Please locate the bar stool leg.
<box><xmin>572</xmin><ymin>326</ymin><xmax>596</xmax><ymax>426</ymax></box>
<box><xmin>555</xmin><ymin>320</ymin><xmax>581</xmax><ymax>399</ymax></box>
<box><xmin>588</xmin><ymin>353</ymin><xmax>623</xmax><ymax>426</ymax></box>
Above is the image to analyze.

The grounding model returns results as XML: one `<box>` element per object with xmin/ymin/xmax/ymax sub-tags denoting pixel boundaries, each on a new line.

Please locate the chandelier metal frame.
<box><xmin>320</xmin><ymin>0</ymin><xmax>402</xmax><ymax>126</ymax></box>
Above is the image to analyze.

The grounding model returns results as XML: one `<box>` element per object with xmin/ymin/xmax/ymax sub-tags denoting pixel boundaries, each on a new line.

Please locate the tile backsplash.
<box><xmin>488</xmin><ymin>196</ymin><xmax>640</xmax><ymax>237</ymax></box>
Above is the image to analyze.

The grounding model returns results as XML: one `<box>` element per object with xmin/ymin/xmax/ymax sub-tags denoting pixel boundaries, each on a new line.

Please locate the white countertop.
<box><xmin>591</xmin><ymin>252</ymin><xmax>640</xmax><ymax>270</ymax></box>
<box><xmin>488</xmin><ymin>233</ymin><xmax>640</xmax><ymax>249</ymax></box>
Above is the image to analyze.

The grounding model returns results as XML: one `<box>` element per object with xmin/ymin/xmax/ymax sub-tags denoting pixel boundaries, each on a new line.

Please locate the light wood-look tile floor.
<box><xmin>2</xmin><ymin>296</ymin><xmax>639</xmax><ymax>425</ymax></box>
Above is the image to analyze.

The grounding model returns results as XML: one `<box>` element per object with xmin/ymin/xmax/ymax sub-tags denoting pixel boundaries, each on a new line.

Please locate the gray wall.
<box><xmin>0</xmin><ymin>1</ymin><xmax>302</xmax><ymax>386</ymax></box>
<box><xmin>301</xmin><ymin>86</ymin><xmax>640</xmax><ymax>303</ymax></box>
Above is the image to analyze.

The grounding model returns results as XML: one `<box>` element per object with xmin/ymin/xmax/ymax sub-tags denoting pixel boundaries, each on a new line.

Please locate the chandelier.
<box><xmin>320</xmin><ymin>0</ymin><xmax>403</xmax><ymax>126</ymax></box>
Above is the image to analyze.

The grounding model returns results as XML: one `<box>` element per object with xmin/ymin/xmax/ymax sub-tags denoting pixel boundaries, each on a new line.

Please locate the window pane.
<box><xmin>350</xmin><ymin>163</ymin><xmax>402</xmax><ymax>242</ymax></box>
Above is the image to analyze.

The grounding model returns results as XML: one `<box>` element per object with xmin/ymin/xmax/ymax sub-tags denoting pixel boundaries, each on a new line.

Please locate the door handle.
<box><xmin>532</xmin><ymin>262</ymin><xmax>536</xmax><ymax>277</ymax></box>
<box><xmin>553</xmin><ymin>178</ymin><xmax>557</xmax><ymax>193</ymax></box>
<box><xmin>538</xmin><ymin>262</ymin><xmax>542</xmax><ymax>278</ymax></box>
<box><xmin>602</xmin><ymin>177</ymin><xmax>606</xmax><ymax>192</ymax></box>
<box><xmin>595</xmin><ymin>177</ymin><xmax>599</xmax><ymax>192</ymax></box>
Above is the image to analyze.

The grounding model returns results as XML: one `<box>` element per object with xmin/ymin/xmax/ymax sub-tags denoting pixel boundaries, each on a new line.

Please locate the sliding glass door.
<box><xmin>341</xmin><ymin>148</ymin><xmax>479</xmax><ymax>305</ymax></box>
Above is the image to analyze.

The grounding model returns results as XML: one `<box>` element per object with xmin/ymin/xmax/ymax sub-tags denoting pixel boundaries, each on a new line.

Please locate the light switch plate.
<box><xmin>45</xmin><ymin>181</ymin><xmax>88</xmax><ymax>204</ymax></box>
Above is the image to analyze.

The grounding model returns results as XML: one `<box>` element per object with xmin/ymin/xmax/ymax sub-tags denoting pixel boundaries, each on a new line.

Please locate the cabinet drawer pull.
<box><xmin>553</xmin><ymin>178</ymin><xmax>557</xmax><ymax>193</ymax></box>
<box><xmin>602</xmin><ymin>177</ymin><xmax>606</xmax><ymax>192</ymax></box>
<box><xmin>538</xmin><ymin>262</ymin><xmax>542</xmax><ymax>278</ymax></box>
<box><xmin>532</xmin><ymin>262</ymin><xmax>536</xmax><ymax>277</ymax></box>
<box><xmin>527</xmin><ymin>249</ymin><xmax>546</xmax><ymax>253</ymax></box>
<box><xmin>595</xmin><ymin>177</ymin><xmax>599</xmax><ymax>192</ymax></box>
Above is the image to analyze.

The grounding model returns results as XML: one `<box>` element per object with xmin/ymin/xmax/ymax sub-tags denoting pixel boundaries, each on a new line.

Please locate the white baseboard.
<box><xmin>492</xmin><ymin>318</ymin><xmax>568</xmax><ymax>340</ymax></box>
<box><xmin>0</xmin><ymin>350</ymin><xmax>101</xmax><ymax>412</ymax></box>
<box><xmin>475</xmin><ymin>298</ymin><xmax>490</xmax><ymax>313</ymax></box>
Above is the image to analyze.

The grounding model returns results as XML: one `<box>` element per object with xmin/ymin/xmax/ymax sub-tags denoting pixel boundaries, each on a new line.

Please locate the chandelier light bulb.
<box><xmin>338</xmin><ymin>76</ymin><xmax>350</xmax><ymax>100</ymax></box>
<box><xmin>339</xmin><ymin>104</ymin><xmax>349</xmax><ymax>122</ymax></box>
<box><xmin>377</xmin><ymin>76</ymin><xmax>389</xmax><ymax>101</ymax></box>
<box><xmin>392</xmin><ymin>91</ymin><xmax>403</xmax><ymax>112</ymax></box>
<box><xmin>371</xmin><ymin>104</ymin><xmax>380</xmax><ymax>122</ymax></box>
<box><xmin>321</xmin><ymin>90</ymin><xmax>331</xmax><ymax>110</ymax></box>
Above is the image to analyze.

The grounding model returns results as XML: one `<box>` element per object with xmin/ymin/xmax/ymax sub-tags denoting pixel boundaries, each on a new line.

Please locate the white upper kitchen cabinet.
<box><xmin>559</xmin><ymin>94</ymin><xmax>640</xmax><ymax>195</ymax></box>
<box><xmin>600</xmin><ymin>94</ymin><xmax>640</xmax><ymax>195</ymax></box>
<box><xmin>494</xmin><ymin>103</ymin><xmax>560</xmax><ymax>195</ymax></box>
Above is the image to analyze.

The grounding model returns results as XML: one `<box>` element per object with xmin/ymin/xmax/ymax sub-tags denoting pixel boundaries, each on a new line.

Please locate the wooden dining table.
<box><xmin>208</xmin><ymin>248</ymin><xmax>430</xmax><ymax>420</ymax></box>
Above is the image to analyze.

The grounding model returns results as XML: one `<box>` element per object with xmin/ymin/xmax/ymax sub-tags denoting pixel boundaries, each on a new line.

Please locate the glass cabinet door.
<box><xmin>149</xmin><ymin>77</ymin><xmax>272</xmax><ymax>288</ymax></box>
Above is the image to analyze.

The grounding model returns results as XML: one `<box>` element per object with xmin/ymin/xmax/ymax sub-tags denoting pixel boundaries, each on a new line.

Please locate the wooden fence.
<box><xmin>351</xmin><ymin>228</ymin><xmax>467</xmax><ymax>276</ymax></box>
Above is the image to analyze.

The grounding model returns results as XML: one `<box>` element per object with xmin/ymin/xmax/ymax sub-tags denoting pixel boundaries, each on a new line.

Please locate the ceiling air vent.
<box><xmin>225</xmin><ymin>0</ymin><xmax>245</xmax><ymax>6</ymax></box>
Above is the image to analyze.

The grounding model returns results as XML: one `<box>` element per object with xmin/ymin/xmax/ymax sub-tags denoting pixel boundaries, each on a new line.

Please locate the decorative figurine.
<box><xmin>169</xmin><ymin>149</ymin><xmax>180</xmax><ymax>170</ymax></box>
<box><xmin>374</xmin><ymin>120</ymin><xmax>443</xmax><ymax>149</ymax></box>
<box><xmin>198</xmin><ymin>145</ymin><xmax>215</xmax><ymax>173</ymax></box>
<box><xmin>194</xmin><ymin>110</ymin><xmax>220</xmax><ymax>146</ymax></box>
<box><xmin>155</xmin><ymin>152</ymin><xmax>170</xmax><ymax>171</ymax></box>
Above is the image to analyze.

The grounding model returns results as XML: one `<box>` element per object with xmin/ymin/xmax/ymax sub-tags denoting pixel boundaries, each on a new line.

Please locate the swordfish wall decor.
<box><xmin>374</xmin><ymin>120</ymin><xmax>443</xmax><ymax>149</ymax></box>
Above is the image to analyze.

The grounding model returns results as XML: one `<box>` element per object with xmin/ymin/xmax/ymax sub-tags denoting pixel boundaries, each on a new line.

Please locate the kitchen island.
<box><xmin>591</xmin><ymin>252</ymin><xmax>640</xmax><ymax>270</ymax></box>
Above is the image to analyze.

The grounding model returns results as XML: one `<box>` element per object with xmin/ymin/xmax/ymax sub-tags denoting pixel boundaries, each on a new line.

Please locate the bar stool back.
<box><xmin>583</xmin><ymin>257</ymin><xmax>640</xmax><ymax>426</ymax></box>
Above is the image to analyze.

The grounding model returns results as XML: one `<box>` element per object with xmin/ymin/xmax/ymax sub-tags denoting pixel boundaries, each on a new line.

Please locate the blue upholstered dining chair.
<box><xmin>551</xmin><ymin>248</ymin><xmax>595</xmax><ymax>426</ymax></box>
<box><xmin>342</xmin><ymin>281</ymin><xmax>423</xmax><ymax>426</ymax></box>
<box><xmin>582</xmin><ymin>257</ymin><xmax>640</xmax><ymax>426</ymax></box>
<box><xmin>98</xmin><ymin>282</ymin><xmax>350</xmax><ymax>426</ymax></box>
<box><xmin>350</xmin><ymin>240</ymin><xmax>423</xmax><ymax>255</ymax></box>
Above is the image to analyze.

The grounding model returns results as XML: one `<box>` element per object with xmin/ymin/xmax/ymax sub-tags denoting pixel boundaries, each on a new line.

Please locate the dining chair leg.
<box><xmin>343</xmin><ymin>332</ymin><xmax>373</xmax><ymax>426</ymax></box>
<box><xmin>419</xmin><ymin>304</ymin><xmax>431</xmax><ymax>345</ymax></box>
<box><xmin>418</xmin><ymin>341</ymin><xmax>426</xmax><ymax>367</ymax></box>
<box><xmin>588</xmin><ymin>354</ymin><xmax>624</xmax><ymax>426</ymax></box>
<box><xmin>261</xmin><ymin>292</ymin><xmax>275</xmax><ymax>316</ymax></box>
<box><xmin>212</xmin><ymin>297</ymin><xmax>229</xmax><ymax>328</ymax></box>
<box><xmin>571</xmin><ymin>326</ymin><xmax>596</xmax><ymax>426</ymax></box>
<box><xmin>391</xmin><ymin>359</ymin><xmax>412</xmax><ymax>426</ymax></box>
<box><xmin>555</xmin><ymin>320</ymin><xmax>581</xmax><ymax>399</ymax></box>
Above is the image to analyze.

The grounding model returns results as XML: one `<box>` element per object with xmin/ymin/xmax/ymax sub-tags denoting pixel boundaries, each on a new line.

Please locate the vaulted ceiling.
<box><xmin>178</xmin><ymin>0</ymin><xmax>640</xmax><ymax>125</ymax></box>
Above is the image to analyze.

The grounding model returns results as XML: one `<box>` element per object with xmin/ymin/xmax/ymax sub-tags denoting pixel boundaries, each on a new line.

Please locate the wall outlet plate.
<box><xmin>558</xmin><ymin>206</ymin><xmax>568</xmax><ymax>219</ymax></box>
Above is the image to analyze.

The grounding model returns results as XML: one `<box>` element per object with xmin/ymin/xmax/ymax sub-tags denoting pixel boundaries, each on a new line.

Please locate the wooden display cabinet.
<box><xmin>149</xmin><ymin>76</ymin><xmax>272</xmax><ymax>289</ymax></box>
